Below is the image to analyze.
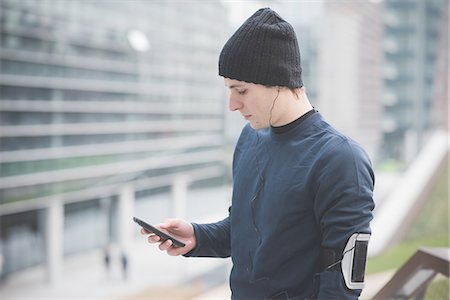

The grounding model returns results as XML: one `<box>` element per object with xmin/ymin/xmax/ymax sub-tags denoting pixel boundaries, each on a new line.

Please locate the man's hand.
<box><xmin>140</xmin><ymin>218</ymin><xmax>196</xmax><ymax>256</ymax></box>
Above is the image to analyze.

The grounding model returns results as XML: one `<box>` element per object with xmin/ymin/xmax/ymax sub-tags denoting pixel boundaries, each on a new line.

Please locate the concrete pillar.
<box><xmin>171</xmin><ymin>175</ymin><xmax>189</xmax><ymax>219</ymax></box>
<box><xmin>118</xmin><ymin>185</ymin><xmax>134</xmax><ymax>251</ymax></box>
<box><xmin>46</xmin><ymin>197</ymin><xmax>63</xmax><ymax>285</ymax></box>
<box><xmin>171</xmin><ymin>175</ymin><xmax>190</xmax><ymax>280</ymax></box>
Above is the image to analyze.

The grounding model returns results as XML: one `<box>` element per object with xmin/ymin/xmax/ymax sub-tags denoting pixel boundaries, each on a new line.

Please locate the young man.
<box><xmin>141</xmin><ymin>8</ymin><xmax>375</xmax><ymax>299</ymax></box>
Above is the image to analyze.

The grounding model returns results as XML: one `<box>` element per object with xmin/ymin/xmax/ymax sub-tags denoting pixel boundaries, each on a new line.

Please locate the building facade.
<box><xmin>381</xmin><ymin>0</ymin><xmax>449</xmax><ymax>162</ymax></box>
<box><xmin>316</xmin><ymin>1</ymin><xmax>384</xmax><ymax>161</ymax></box>
<box><xmin>0</xmin><ymin>0</ymin><xmax>228</xmax><ymax>278</ymax></box>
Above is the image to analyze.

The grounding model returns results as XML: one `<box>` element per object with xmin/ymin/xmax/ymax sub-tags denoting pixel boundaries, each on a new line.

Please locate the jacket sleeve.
<box><xmin>183</xmin><ymin>212</ymin><xmax>231</xmax><ymax>258</ymax></box>
<box><xmin>184</xmin><ymin>127</ymin><xmax>251</xmax><ymax>259</ymax></box>
<box><xmin>313</xmin><ymin>140</ymin><xmax>375</xmax><ymax>299</ymax></box>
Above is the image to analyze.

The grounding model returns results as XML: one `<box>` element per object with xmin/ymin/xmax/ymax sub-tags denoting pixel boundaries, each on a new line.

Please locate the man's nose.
<box><xmin>228</xmin><ymin>95</ymin><xmax>242</xmax><ymax>112</ymax></box>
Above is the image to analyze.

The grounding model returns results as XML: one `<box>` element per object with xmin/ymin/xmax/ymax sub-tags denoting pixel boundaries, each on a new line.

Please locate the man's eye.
<box><xmin>237</xmin><ymin>90</ymin><xmax>247</xmax><ymax>95</ymax></box>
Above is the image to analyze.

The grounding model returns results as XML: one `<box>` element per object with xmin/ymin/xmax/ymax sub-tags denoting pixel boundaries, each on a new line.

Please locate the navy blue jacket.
<box><xmin>186</xmin><ymin>112</ymin><xmax>375</xmax><ymax>299</ymax></box>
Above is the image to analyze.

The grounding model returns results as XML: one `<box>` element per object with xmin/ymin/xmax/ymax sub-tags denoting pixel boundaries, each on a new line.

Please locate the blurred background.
<box><xmin>0</xmin><ymin>0</ymin><xmax>448</xmax><ymax>299</ymax></box>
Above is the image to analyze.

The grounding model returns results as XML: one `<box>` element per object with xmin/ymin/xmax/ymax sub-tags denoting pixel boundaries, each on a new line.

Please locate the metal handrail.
<box><xmin>372</xmin><ymin>247</ymin><xmax>449</xmax><ymax>299</ymax></box>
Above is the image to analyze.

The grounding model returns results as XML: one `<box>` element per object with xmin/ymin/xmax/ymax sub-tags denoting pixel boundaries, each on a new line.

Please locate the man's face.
<box><xmin>224</xmin><ymin>78</ymin><xmax>277</xmax><ymax>130</ymax></box>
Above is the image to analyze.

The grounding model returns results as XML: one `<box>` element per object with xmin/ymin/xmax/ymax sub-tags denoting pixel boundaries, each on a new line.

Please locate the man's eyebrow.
<box><xmin>228</xmin><ymin>84</ymin><xmax>244</xmax><ymax>89</ymax></box>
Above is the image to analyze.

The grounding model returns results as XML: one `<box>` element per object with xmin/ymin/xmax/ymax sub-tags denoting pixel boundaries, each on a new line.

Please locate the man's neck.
<box><xmin>272</xmin><ymin>90</ymin><xmax>313</xmax><ymax>126</ymax></box>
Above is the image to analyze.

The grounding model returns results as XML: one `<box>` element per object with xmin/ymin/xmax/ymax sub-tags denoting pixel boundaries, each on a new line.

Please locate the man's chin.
<box><xmin>249</xmin><ymin>122</ymin><xmax>269</xmax><ymax>130</ymax></box>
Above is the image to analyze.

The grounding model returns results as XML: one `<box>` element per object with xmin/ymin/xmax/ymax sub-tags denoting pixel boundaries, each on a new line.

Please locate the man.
<box><xmin>141</xmin><ymin>8</ymin><xmax>375</xmax><ymax>299</ymax></box>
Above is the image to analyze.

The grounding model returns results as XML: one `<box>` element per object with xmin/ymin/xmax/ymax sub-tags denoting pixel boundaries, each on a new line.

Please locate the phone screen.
<box><xmin>351</xmin><ymin>240</ymin><xmax>368</xmax><ymax>282</ymax></box>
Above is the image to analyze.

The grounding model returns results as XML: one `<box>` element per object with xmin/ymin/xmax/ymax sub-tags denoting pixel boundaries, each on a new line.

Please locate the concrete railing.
<box><xmin>369</xmin><ymin>130</ymin><xmax>449</xmax><ymax>256</ymax></box>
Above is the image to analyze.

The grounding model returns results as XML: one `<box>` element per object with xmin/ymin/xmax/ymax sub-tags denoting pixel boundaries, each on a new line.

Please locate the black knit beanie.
<box><xmin>219</xmin><ymin>8</ymin><xmax>303</xmax><ymax>88</ymax></box>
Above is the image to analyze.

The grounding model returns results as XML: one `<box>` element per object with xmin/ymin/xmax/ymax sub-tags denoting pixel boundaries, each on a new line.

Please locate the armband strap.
<box><xmin>321</xmin><ymin>233</ymin><xmax>370</xmax><ymax>290</ymax></box>
<box><xmin>320</xmin><ymin>247</ymin><xmax>342</xmax><ymax>272</ymax></box>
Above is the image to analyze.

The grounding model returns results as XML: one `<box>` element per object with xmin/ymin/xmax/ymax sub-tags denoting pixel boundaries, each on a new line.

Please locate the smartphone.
<box><xmin>133</xmin><ymin>217</ymin><xmax>186</xmax><ymax>248</ymax></box>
